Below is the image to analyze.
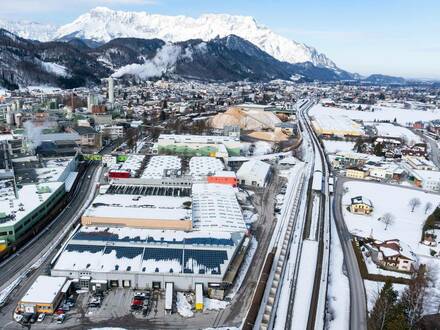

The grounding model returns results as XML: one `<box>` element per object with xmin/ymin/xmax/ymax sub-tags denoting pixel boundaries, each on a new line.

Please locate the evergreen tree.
<box><xmin>368</xmin><ymin>281</ymin><xmax>398</xmax><ymax>330</ymax></box>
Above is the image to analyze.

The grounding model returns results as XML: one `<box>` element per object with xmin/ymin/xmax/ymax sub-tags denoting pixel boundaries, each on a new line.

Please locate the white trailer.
<box><xmin>195</xmin><ymin>283</ymin><xmax>204</xmax><ymax>311</ymax></box>
<box><xmin>165</xmin><ymin>282</ymin><xmax>174</xmax><ymax>312</ymax></box>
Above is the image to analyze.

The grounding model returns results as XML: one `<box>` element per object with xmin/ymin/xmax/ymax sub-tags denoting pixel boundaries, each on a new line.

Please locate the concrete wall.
<box><xmin>51</xmin><ymin>269</ymin><xmax>223</xmax><ymax>291</ymax></box>
<box><xmin>81</xmin><ymin>216</ymin><xmax>192</xmax><ymax>231</ymax></box>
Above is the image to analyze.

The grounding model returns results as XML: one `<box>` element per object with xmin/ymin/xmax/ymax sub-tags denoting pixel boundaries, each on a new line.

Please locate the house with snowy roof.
<box><xmin>349</xmin><ymin>196</ymin><xmax>373</xmax><ymax>215</ymax></box>
<box><xmin>367</xmin><ymin>239</ymin><xmax>415</xmax><ymax>273</ymax></box>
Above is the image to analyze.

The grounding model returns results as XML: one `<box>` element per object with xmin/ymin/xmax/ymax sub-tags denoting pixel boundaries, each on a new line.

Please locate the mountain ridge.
<box><xmin>0</xmin><ymin>7</ymin><xmax>337</xmax><ymax>69</ymax></box>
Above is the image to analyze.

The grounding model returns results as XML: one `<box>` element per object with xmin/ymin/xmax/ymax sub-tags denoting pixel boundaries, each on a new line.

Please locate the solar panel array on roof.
<box><xmin>66</xmin><ymin>244</ymin><xmax>105</xmax><ymax>254</ymax></box>
<box><xmin>106</xmin><ymin>185</ymin><xmax>191</xmax><ymax>197</ymax></box>
<box><xmin>103</xmin><ymin>246</ymin><xmax>144</xmax><ymax>259</ymax></box>
<box><xmin>72</xmin><ymin>230</ymin><xmax>234</xmax><ymax>246</ymax></box>
<box><xmin>142</xmin><ymin>247</ymin><xmax>228</xmax><ymax>274</ymax></box>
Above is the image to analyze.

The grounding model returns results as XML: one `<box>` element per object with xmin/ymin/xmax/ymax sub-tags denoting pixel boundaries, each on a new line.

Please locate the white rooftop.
<box><xmin>0</xmin><ymin>181</ymin><xmax>64</xmax><ymax>227</ymax></box>
<box><xmin>236</xmin><ymin>159</ymin><xmax>270</xmax><ymax>181</ymax></box>
<box><xmin>83</xmin><ymin>193</ymin><xmax>191</xmax><ymax>221</ymax></box>
<box><xmin>21</xmin><ymin>275</ymin><xmax>66</xmax><ymax>304</ymax></box>
<box><xmin>141</xmin><ymin>156</ymin><xmax>181</xmax><ymax>179</ymax></box>
<box><xmin>158</xmin><ymin>134</ymin><xmax>239</xmax><ymax>144</ymax></box>
<box><xmin>192</xmin><ymin>183</ymin><xmax>246</xmax><ymax>232</ymax></box>
<box><xmin>189</xmin><ymin>157</ymin><xmax>224</xmax><ymax>177</ymax></box>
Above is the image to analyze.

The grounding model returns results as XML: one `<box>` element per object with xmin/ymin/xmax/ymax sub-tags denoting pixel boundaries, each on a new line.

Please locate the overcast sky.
<box><xmin>2</xmin><ymin>0</ymin><xmax>439</xmax><ymax>79</ymax></box>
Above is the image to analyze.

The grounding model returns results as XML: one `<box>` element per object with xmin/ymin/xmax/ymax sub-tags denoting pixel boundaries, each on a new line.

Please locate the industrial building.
<box><xmin>141</xmin><ymin>155</ymin><xmax>182</xmax><ymax>179</ymax></box>
<box><xmin>155</xmin><ymin>134</ymin><xmax>241</xmax><ymax>157</ymax></box>
<box><xmin>311</xmin><ymin>114</ymin><xmax>364</xmax><ymax>138</ymax></box>
<box><xmin>236</xmin><ymin>159</ymin><xmax>271</xmax><ymax>187</ymax></box>
<box><xmin>0</xmin><ymin>156</ymin><xmax>77</xmax><ymax>254</ymax></box>
<box><xmin>17</xmin><ymin>276</ymin><xmax>68</xmax><ymax>314</ymax></box>
<box><xmin>54</xmin><ymin>182</ymin><xmax>248</xmax><ymax>292</ymax></box>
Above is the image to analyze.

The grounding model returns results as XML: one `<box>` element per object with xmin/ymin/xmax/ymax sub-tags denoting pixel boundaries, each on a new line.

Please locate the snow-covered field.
<box><xmin>322</xmin><ymin>140</ymin><xmax>355</xmax><ymax>154</ymax></box>
<box><xmin>342</xmin><ymin>181</ymin><xmax>440</xmax><ymax>256</ymax></box>
<box><xmin>372</xmin><ymin>122</ymin><xmax>422</xmax><ymax>144</ymax></box>
<box><xmin>327</xmin><ymin>216</ymin><xmax>350</xmax><ymax>329</ymax></box>
<box><xmin>310</xmin><ymin>104</ymin><xmax>440</xmax><ymax>125</ymax></box>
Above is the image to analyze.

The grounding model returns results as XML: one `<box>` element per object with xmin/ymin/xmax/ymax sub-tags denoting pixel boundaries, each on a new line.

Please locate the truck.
<box><xmin>195</xmin><ymin>283</ymin><xmax>204</xmax><ymax>311</ymax></box>
<box><xmin>165</xmin><ymin>282</ymin><xmax>174</xmax><ymax>313</ymax></box>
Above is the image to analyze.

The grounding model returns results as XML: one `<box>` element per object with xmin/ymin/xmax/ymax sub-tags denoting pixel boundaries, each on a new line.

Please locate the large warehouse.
<box><xmin>54</xmin><ymin>183</ymin><xmax>248</xmax><ymax>291</ymax></box>
<box><xmin>155</xmin><ymin>134</ymin><xmax>241</xmax><ymax>157</ymax></box>
<box><xmin>311</xmin><ymin>114</ymin><xmax>364</xmax><ymax>137</ymax></box>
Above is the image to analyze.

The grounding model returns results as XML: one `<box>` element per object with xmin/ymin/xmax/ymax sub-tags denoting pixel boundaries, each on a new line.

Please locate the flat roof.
<box><xmin>83</xmin><ymin>193</ymin><xmax>191</xmax><ymax>221</ymax></box>
<box><xmin>141</xmin><ymin>156</ymin><xmax>181</xmax><ymax>179</ymax></box>
<box><xmin>189</xmin><ymin>157</ymin><xmax>224</xmax><ymax>177</ymax></box>
<box><xmin>192</xmin><ymin>183</ymin><xmax>246</xmax><ymax>233</ymax></box>
<box><xmin>20</xmin><ymin>275</ymin><xmax>66</xmax><ymax>304</ymax></box>
<box><xmin>158</xmin><ymin>134</ymin><xmax>239</xmax><ymax>143</ymax></box>
<box><xmin>0</xmin><ymin>181</ymin><xmax>64</xmax><ymax>227</ymax></box>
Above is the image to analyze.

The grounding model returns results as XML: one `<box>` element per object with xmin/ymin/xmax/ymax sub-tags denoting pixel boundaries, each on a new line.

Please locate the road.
<box><xmin>333</xmin><ymin>175</ymin><xmax>367</xmax><ymax>330</ymax></box>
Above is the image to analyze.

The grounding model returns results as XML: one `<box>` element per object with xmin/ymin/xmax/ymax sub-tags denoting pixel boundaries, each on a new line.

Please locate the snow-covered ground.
<box><xmin>204</xmin><ymin>297</ymin><xmax>229</xmax><ymax>311</ymax></box>
<box><xmin>176</xmin><ymin>292</ymin><xmax>194</xmax><ymax>318</ymax></box>
<box><xmin>327</xmin><ymin>216</ymin><xmax>350</xmax><ymax>329</ymax></box>
<box><xmin>418</xmin><ymin>256</ymin><xmax>440</xmax><ymax>315</ymax></box>
<box><xmin>372</xmin><ymin>122</ymin><xmax>422</xmax><ymax>144</ymax></box>
<box><xmin>252</xmin><ymin>141</ymin><xmax>273</xmax><ymax>156</ymax></box>
<box><xmin>310</xmin><ymin>103</ymin><xmax>440</xmax><ymax>125</ymax></box>
<box><xmin>342</xmin><ymin>181</ymin><xmax>440</xmax><ymax>256</ymax></box>
<box><xmin>364</xmin><ymin>280</ymin><xmax>407</xmax><ymax>312</ymax></box>
<box><xmin>322</xmin><ymin>140</ymin><xmax>355</xmax><ymax>154</ymax></box>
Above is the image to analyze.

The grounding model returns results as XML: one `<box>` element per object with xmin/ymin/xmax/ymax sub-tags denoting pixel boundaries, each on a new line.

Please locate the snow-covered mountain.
<box><xmin>54</xmin><ymin>7</ymin><xmax>337</xmax><ymax>69</ymax></box>
<box><xmin>0</xmin><ymin>19</ymin><xmax>56</xmax><ymax>41</ymax></box>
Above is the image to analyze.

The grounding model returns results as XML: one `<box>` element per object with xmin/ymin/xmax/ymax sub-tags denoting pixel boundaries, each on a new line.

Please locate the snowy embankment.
<box><xmin>310</xmin><ymin>103</ymin><xmax>440</xmax><ymax>125</ymax></box>
<box><xmin>342</xmin><ymin>181</ymin><xmax>440</xmax><ymax>257</ymax></box>
<box><xmin>326</xmin><ymin>217</ymin><xmax>350</xmax><ymax>329</ymax></box>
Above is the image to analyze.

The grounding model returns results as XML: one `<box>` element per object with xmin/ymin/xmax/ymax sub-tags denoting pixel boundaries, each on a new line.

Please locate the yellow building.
<box><xmin>17</xmin><ymin>276</ymin><xmax>67</xmax><ymax>314</ymax></box>
<box><xmin>346</xmin><ymin>168</ymin><xmax>367</xmax><ymax>179</ymax></box>
<box><xmin>349</xmin><ymin>196</ymin><xmax>373</xmax><ymax>215</ymax></box>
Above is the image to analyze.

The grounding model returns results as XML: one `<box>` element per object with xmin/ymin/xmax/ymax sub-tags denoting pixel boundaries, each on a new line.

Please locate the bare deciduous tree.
<box><xmin>425</xmin><ymin>202</ymin><xmax>433</xmax><ymax>215</ymax></box>
<box><xmin>409</xmin><ymin>198</ymin><xmax>421</xmax><ymax>212</ymax></box>
<box><xmin>381</xmin><ymin>213</ymin><xmax>395</xmax><ymax>230</ymax></box>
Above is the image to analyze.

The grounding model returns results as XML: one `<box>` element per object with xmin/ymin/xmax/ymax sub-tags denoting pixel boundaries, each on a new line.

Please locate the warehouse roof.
<box><xmin>83</xmin><ymin>193</ymin><xmax>191</xmax><ymax>221</ymax></box>
<box><xmin>141</xmin><ymin>156</ymin><xmax>181</xmax><ymax>179</ymax></box>
<box><xmin>20</xmin><ymin>275</ymin><xmax>66</xmax><ymax>304</ymax></box>
<box><xmin>192</xmin><ymin>183</ymin><xmax>245</xmax><ymax>232</ymax></box>
<box><xmin>189</xmin><ymin>157</ymin><xmax>224</xmax><ymax>177</ymax></box>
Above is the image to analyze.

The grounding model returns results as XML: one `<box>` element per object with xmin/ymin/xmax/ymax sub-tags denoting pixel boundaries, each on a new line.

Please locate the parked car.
<box><xmin>37</xmin><ymin>313</ymin><xmax>46</xmax><ymax>322</ymax></box>
<box><xmin>21</xmin><ymin>313</ymin><xmax>33</xmax><ymax>324</ymax></box>
<box><xmin>56</xmin><ymin>314</ymin><xmax>66</xmax><ymax>324</ymax></box>
<box><xmin>30</xmin><ymin>313</ymin><xmax>38</xmax><ymax>324</ymax></box>
<box><xmin>54</xmin><ymin>309</ymin><xmax>65</xmax><ymax>315</ymax></box>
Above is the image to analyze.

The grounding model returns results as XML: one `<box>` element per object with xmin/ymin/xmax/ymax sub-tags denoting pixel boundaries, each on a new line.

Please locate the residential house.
<box><xmin>349</xmin><ymin>196</ymin><xmax>373</xmax><ymax>215</ymax></box>
<box><xmin>368</xmin><ymin>239</ymin><xmax>415</xmax><ymax>273</ymax></box>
